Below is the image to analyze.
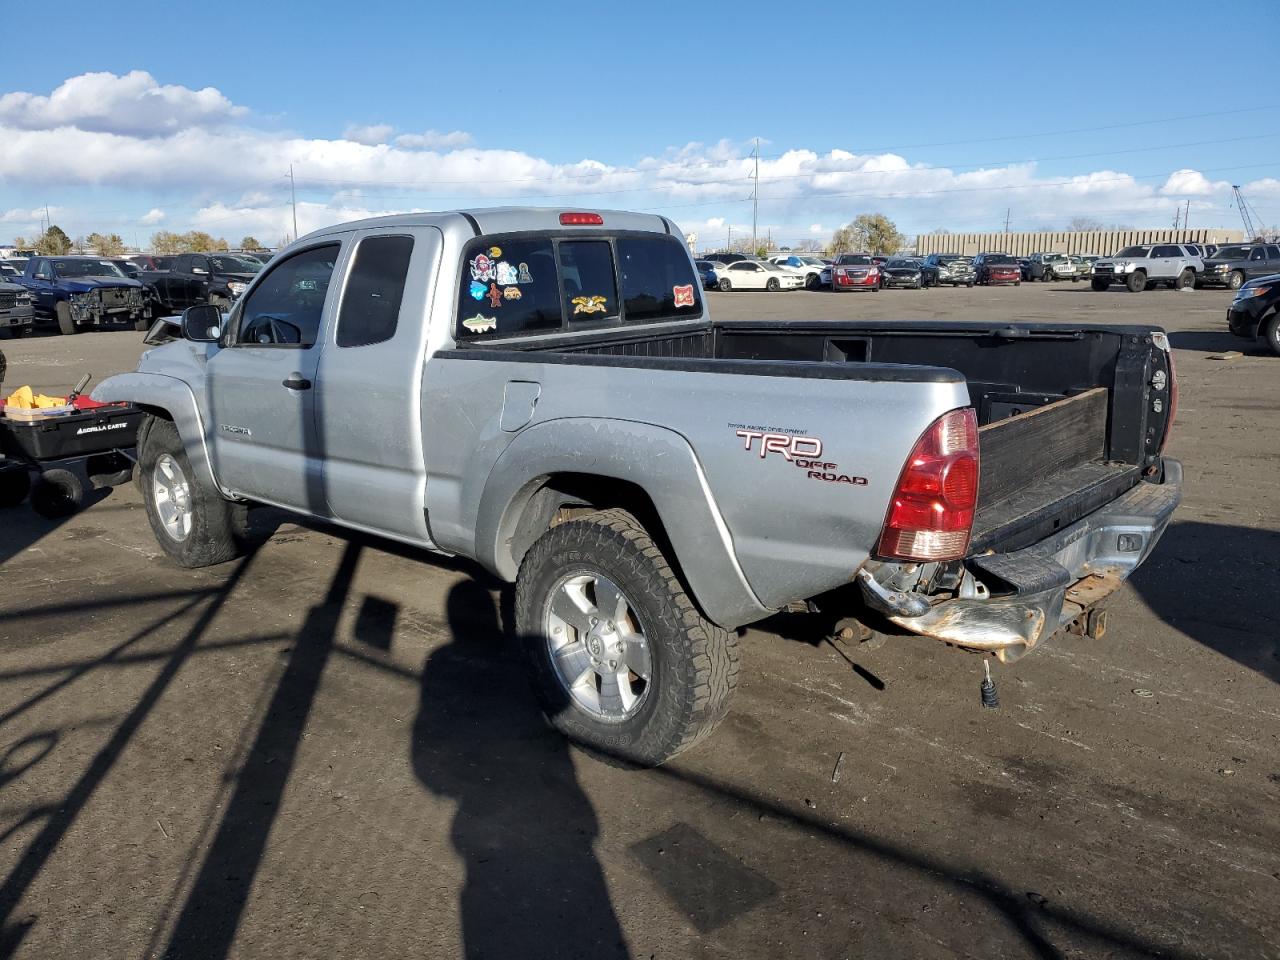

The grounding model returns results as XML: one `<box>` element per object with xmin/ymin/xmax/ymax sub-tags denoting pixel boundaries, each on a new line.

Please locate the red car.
<box><xmin>830</xmin><ymin>253</ymin><xmax>882</xmax><ymax>292</ymax></box>
<box><xmin>973</xmin><ymin>253</ymin><xmax>1022</xmax><ymax>286</ymax></box>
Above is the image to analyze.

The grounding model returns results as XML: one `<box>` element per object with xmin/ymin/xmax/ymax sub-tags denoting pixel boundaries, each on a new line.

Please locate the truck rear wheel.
<box><xmin>1265</xmin><ymin>313</ymin><xmax>1280</xmax><ymax>357</ymax></box>
<box><xmin>1126</xmin><ymin>271</ymin><xmax>1146</xmax><ymax>293</ymax></box>
<box><xmin>1174</xmin><ymin>268</ymin><xmax>1194</xmax><ymax>291</ymax></box>
<box><xmin>55</xmin><ymin>302</ymin><xmax>78</xmax><ymax>336</ymax></box>
<box><xmin>139</xmin><ymin>417</ymin><xmax>247</xmax><ymax>567</ymax></box>
<box><xmin>515</xmin><ymin>509</ymin><xmax>739</xmax><ymax>767</ymax></box>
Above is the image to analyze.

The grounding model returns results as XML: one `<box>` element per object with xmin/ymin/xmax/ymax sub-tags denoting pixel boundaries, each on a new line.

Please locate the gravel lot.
<box><xmin>1</xmin><ymin>283</ymin><xmax>1277</xmax><ymax>959</ymax></box>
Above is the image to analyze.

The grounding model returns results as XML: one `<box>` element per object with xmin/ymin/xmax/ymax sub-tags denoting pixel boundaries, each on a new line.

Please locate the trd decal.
<box><xmin>732</xmin><ymin>427</ymin><xmax>867</xmax><ymax>487</ymax></box>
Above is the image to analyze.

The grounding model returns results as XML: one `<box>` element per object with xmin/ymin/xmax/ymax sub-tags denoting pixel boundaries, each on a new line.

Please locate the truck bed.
<box><xmin>492</xmin><ymin>318</ymin><xmax>1174</xmax><ymax>559</ymax></box>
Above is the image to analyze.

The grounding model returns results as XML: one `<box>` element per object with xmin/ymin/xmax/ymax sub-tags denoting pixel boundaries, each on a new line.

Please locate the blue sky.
<box><xmin>1</xmin><ymin>0</ymin><xmax>1277</xmax><ymax>249</ymax></box>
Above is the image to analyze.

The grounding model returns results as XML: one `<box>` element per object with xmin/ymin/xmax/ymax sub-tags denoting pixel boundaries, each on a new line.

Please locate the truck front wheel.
<box><xmin>1125</xmin><ymin>271</ymin><xmax>1146</xmax><ymax>293</ymax></box>
<box><xmin>139</xmin><ymin>418</ymin><xmax>247</xmax><ymax>567</ymax></box>
<box><xmin>515</xmin><ymin>509</ymin><xmax>739</xmax><ymax>766</ymax></box>
<box><xmin>1265</xmin><ymin>313</ymin><xmax>1280</xmax><ymax>357</ymax></box>
<box><xmin>1091</xmin><ymin>278</ymin><xmax>1109</xmax><ymax>291</ymax></box>
<box><xmin>55</xmin><ymin>302</ymin><xmax>78</xmax><ymax>336</ymax></box>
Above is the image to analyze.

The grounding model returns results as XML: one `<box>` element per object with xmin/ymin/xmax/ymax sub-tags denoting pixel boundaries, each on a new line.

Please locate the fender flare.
<box><xmin>91</xmin><ymin>372</ymin><xmax>220</xmax><ymax>491</ymax></box>
<box><xmin>474</xmin><ymin>418</ymin><xmax>772</xmax><ymax>630</ymax></box>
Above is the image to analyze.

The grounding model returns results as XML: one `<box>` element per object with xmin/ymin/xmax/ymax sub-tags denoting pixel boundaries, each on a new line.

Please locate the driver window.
<box><xmin>1250</xmin><ymin>248</ymin><xmax>1264</xmax><ymax>260</ymax></box>
<box><xmin>235</xmin><ymin>244</ymin><xmax>340</xmax><ymax>347</ymax></box>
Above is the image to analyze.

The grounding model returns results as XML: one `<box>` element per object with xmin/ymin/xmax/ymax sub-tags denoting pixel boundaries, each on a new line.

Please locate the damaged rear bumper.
<box><xmin>859</xmin><ymin>460</ymin><xmax>1182</xmax><ymax>662</ymax></box>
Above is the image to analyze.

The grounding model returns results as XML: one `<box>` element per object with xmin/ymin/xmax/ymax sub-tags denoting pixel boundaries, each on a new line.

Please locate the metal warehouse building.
<box><xmin>915</xmin><ymin>228</ymin><xmax>1244</xmax><ymax>257</ymax></box>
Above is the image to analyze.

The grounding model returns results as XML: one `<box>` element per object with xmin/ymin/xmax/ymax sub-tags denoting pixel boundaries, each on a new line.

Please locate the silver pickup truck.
<box><xmin>96</xmin><ymin>208</ymin><xmax>1182</xmax><ymax>765</ymax></box>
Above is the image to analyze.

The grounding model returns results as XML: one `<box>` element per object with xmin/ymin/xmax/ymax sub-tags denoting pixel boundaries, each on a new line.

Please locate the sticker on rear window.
<box><xmin>469</xmin><ymin>254</ymin><xmax>495</xmax><ymax>281</ymax></box>
<box><xmin>572</xmin><ymin>295</ymin><xmax>607</xmax><ymax>315</ymax></box>
<box><xmin>518</xmin><ymin>262</ymin><xmax>533</xmax><ymax>283</ymax></box>
<box><xmin>673</xmin><ymin>284</ymin><xmax>695</xmax><ymax>307</ymax></box>
<box><xmin>487</xmin><ymin>283</ymin><xmax>503</xmax><ymax>309</ymax></box>
<box><xmin>502</xmin><ymin>286</ymin><xmax>522</xmax><ymax>300</ymax></box>
<box><xmin>462</xmin><ymin>313</ymin><xmax>497</xmax><ymax>333</ymax></box>
<box><xmin>488</xmin><ymin>246</ymin><xmax>502</xmax><ymax>258</ymax></box>
<box><xmin>496</xmin><ymin>261</ymin><xmax>519</xmax><ymax>285</ymax></box>
<box><xmin>469</xmin><ymin>280</ymin><xmax>486</xmax><ymax>300</ymax></box>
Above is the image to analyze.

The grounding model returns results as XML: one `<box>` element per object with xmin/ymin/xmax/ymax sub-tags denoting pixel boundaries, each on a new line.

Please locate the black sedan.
<box><xmin>879</xmin><ymin>258</ymin><xmax>927</xmax><ymax>289</ymax></box>
<box><xmin>1227</xmin><ymin>273</ymin><xmax>1280</xmax><ymax>355</ymax></box>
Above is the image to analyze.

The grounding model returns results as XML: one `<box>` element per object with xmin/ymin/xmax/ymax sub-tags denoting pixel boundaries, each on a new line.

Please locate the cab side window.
<box><xmin>336</xmin><ymin>235</ymin><xmax>413</xmax><ymax>347</ymax></box>
<box><xmin>236</xmin><ymin>244</ymin><xmax>340</xmax><ymax>347</ymax></box>
<box><xmin>1250</xmin><ymin>247</ymin><xmax>1265</xmax><ymax>261</ymax></box>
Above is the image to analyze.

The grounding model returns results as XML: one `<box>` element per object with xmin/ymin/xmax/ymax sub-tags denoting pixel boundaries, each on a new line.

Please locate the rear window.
<box><xmin>617</xmin><ymin>235</ymin><xmax>701</xmax><ymax>323</ymax></box>
<box><xmin>455</xmin><ymin>233</ymin><xmax>700</xmax><ymax>339</ymax></box>
<box><xmin>455</xmin><ymin>237</ymin><xmax>561</xmax><ymax>338</ymax></box>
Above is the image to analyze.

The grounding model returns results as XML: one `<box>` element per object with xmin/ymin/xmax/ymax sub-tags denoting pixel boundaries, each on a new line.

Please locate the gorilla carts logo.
<box><xmin>734</xmin><ymin>428</ymin><xmax>867</xmax><ymax>486</ymax></box>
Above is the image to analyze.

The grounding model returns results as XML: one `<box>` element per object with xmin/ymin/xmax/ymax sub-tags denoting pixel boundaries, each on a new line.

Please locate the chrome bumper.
<box><xmin>864</xmin><ymin>460</ymin><xmax>1182</xmax><ymax>662</ymax></box>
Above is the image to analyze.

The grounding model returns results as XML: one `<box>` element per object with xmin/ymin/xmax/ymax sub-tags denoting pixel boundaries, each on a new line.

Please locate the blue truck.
<box><xmin>17</xmin><ymin>255</ymin><xmax>148</xmax><ymax>335</ymax></box>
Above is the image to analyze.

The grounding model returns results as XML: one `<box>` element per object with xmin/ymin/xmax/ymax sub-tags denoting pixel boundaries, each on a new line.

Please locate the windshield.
<box><xmin>1210</xmin><ymin>245</ymin><xmax>1252</xmax><ymax>260</ymax></box>
<box><xmin>1115</xmin><ymin>246</ymin><xmax>1151</xmax><ymax>258</ymax></box>
<box><xmin>835</xmin><ymin>255</ymin><xmax>872</xmax><ymax>265</ymax></box>
<box><xmin>800</xmin><ymin>257</ymin><xmax>823</xmax><ymax>265</ymax></box>
<box><xmin>209</xmin><ymin>255</ymin><xmax>261</xmax><ymax>274</ymax></box>
<box><xmin>984</xmin><ymin>255</ymin><xmax>1015</xmax><ymax>265</ymax></box>
<box><xmin>886</xmin><ymin>259</ymin><xmax>917</xmax><ymax>268</ymax></box>
<box><xmin>53</xmin><ymin>259</ymin><xmax>127</xmax><ymax>279</ymax></box>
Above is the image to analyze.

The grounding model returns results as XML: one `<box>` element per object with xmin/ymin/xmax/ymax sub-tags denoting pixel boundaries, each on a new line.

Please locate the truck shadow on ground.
<box><xmin>1127</xmin><ymin>519</ymin><xmax>1279</xmax><ymax>684</ymax></box>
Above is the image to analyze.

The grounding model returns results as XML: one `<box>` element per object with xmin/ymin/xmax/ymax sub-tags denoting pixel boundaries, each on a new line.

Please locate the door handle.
<box><xmin>282</xmin><ymin>374</ymin><xmax>311</xmax><ymax>391</ymax></box>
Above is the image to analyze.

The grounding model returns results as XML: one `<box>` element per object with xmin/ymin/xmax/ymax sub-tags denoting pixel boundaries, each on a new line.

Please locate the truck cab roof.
<box><xmin>297</xmin><ymin>207</ymin><xmax>676</xmax><ymax>246</ymax></box>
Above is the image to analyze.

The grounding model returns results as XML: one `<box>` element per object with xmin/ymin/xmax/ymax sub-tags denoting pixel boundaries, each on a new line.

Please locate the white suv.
<box><xmin>1091</xmin><ymin>244</ymin><xmax>1204</xmax><ymax>292</ymax></box>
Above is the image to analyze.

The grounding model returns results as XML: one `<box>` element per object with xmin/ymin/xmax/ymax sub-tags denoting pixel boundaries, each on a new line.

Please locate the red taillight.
<box><xmin>877</xmin><ymin>408</ymin><xmax>980</xmax><ymax>562</ymax></box>
<box><xmin>559</xmin><ymin>211</ymin><xmax>604</xmax><ymax>225</ymax></box>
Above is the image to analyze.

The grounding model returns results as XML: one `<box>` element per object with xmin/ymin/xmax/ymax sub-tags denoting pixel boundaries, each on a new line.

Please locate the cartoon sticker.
<box><xmin>487</xmin><ymin>283</ymin><xmax>504</xmax><ymax>309</ymax></box>
<box><xmin>518</xmin><ymin>262</ymin><xmax>533</xmax><ymax>283</ymax></box>
<box><xmin>488</xmin><ymin>246</ymin><xmax>502</xmax><ymax>258</ymax></box>
<box><xmin>462</xmin><ymin>314</ymin><xmax>498</xmax><ymax>333</ymax></box>
<box><xmin>571</xmin><ymin>295</ymin><xmax>608</xmax><ymax>315</ymax></box>
<box><xmin>673</xmin><ymin>284</ymin><xmax>695</xmax><ymax>308</ymax></box>
<box><xmin>469</xmin><ymin>280</ymin><xmax>487</xmax><ymax>300</ymax></box>
<box><xmin>469</xmin><ymin>253</ymin><xmax>495</xmax><ymax>282</ymax></box>
<box><xmin>496</xmin><ymin>261</ymin><xmax>520</xmax><ymax>285</ymax></box>
<box><xmin>502</xmin><ymin>286</ymin><xmax>522</xmax><ymax>300</ymax></box>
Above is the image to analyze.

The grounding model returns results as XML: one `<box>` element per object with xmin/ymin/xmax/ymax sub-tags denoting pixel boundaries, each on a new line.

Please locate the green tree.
<box><xmin>35</xmin><ymin>225</ymin><xmax>73</xmax><ymax>255</ymax></box>
<box><xmin>239</xmin><ymin>236</ymin><xmax>263</xmax><ymax>251</ymax></box>
<box><xmin>85</xmin><ymin>232</ymin><xmax>126</xmax><ymax>256</ymax></box>
<box><xmin>830</xmin><ymin>214</ymin><xmax>905</xmax><ymax>255</ymax></box>
<box><xmin>150</xmin><ymin>230</ymin><xmax>185</xmax><ymax>254</ymax></box>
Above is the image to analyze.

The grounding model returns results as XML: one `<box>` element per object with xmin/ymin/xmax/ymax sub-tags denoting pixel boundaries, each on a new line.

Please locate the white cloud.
<box><xmin>0</xmin><ymin>70</ymin><xmax>244</xmax><ymax>137</ymax></box>
<box><xmin>343</xmin><ymin>123</ymin><xmax>394</xmax><ymax>145</ymax></box>
<box><xmin>395</xmin><ymin>129</ymin><xmax>473</xmax><ymax>150</ymax></box>
<box><xmin>0</xmin><ymin>72</ymin><xmax>1263</xmax><ymax>244</ymax></box>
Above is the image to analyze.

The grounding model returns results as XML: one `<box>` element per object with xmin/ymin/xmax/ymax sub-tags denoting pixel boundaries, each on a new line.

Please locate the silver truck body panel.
<box><xmin>422</xmin><ymin>352</ymin><xmax>968</xmax><ymax>621</ymax></box>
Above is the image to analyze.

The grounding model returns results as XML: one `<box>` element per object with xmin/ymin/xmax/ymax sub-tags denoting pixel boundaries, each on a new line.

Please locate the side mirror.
<box><xmin>181</xmin><ymin>304</ymin><xmax>222</xmax><ymax>343</ymax></box>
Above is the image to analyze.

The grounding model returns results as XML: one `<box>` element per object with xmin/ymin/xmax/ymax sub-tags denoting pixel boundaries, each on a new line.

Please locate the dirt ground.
<box><xmin>1</xmin><ymin>283</ymin><xmax>1277</xmax><ymax>959</ymax></box>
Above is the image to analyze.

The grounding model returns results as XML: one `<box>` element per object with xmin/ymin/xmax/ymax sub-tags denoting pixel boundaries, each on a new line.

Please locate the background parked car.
<box><xmin>702</xmin><ymin>252</ymin><xmax>759</xmax><ymax>267</ymax></box>
<box><xmin>922</xmin><ymin>254</ymin><xmax>976</xmax><ymax>287</ymax></box>
<box><xmin>973</xmin><ymin>253</ymin><xmax>1022</xmax><ymax>286</ymax></box>
<box><xmin>880</xmin><ymin>257</ymin><xmax>926</xmax><ymax>289</ymax></box>
<box><xmin>768</xmin><ymin>255</ymin><xmax>826</xmax><ymax>289</ymax></box>
<box><xmin>15</xmin><ymin>256</ymin><xmax>148</xmax><ymax>334</ymax></box>
<box><xmin>715</xmin><ymin>259</ymin><xmax>804</xmax><ymax>292</ymax></box>
<box><xmin>829</xmin><ymin>254</ymin><xmax>881</xmax><ymax>292</ymax></box>
<box><xmin>1227</xmin><ymin>272</ymin><xmax>1280</xmax><ymax>355</ymax></box>
<box><xmin>1198</xmin><ymin>243</ymin><xmax>1280</xmax><ymax>290</ymax></box>
<box><xmin>1028</xmin><ymin>252</ymin><xmax>1080</xmax><ymax>282</ymax></box>
<box><xmin>0</xmin><ymin>262</ymin><xmax>20</xmax><ymax>279</ymax></box>
<box><xmin>1017</xmin><ymin>257</ymin><xmax>1033</xmax><ymax>281</ymax></box>
<box><xmin>694</xmin><ymin>259</ymin><xmax>721</xmax><ymax>290</ymax></box>
<box><xmin>1091</xmin><ymin>244</ymin><xmax>1202</xmax><ymax>292</ymax></box>
<box><xmin>0</xmin><ymin>278</ymin><xmax>35</xmax><ymax>338</ymax></box>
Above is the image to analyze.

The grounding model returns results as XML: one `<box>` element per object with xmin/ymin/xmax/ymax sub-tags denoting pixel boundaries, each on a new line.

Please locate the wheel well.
<box><xmin>509</xmin><ymin>473</ymin><xmax>677</xmax><ymax>576</ymax></box>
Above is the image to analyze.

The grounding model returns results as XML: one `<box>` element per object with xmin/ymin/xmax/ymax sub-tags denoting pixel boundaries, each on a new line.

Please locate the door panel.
<box><xmin>205</xmin><ymin>241</ymin><xmax>346</xmax><ymax>513</ymax></box>
<box><xmin>314</xmin><ymin>226</ymin><xmax>442</xmax><ymax>543</ymax></box>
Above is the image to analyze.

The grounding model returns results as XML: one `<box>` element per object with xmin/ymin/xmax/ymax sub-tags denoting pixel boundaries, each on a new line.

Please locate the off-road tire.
<box><xmin>55</xmin><ymin>302</ymin><xmax>77</xmax><ymax>336</ymax></box>
<box><xmin>139</xmin><ymin>417</ymin><xmax>248</xmax><ymax>567</ymax></box>
<box><xmin>1091</xmin><ymin>278</ymin><xmax>1109</xmax><ymax>291</ymax></box>
<box><xmin>1126</xmin><ymin>271</ymin><xmax>1147</xmax><ymax>293</ymax></box>
<box><xmin>30</xmin><ymin>468</ymin><xmax>83</xmax><ymax>519</ymax></box>
<box><xmin>0</xmin><ymin>466</ymin><xmax>31</xmax><ymax>508</ymax></box>
<box><xmin>515</xmin><ymin>508</ymin><xmax>739</xmax><ymax>767</ymax></box>
<box><xmin>718</xmin><ymin>278</ymin><xmax>732</xmax><ymax>292</ymax></box>
<box><xmin>1228</xmin><ymin>270</ymin><xmax>1245</xmax><ymax>291</ymax></box>
<box><xmin>1264</xmin><ymin>313</ymin><xmax>1280</xmax><ymax>357</ymax></box>
<box><xmin>1042</xmin><ymin>269</ymin><xmax>1054</xmax><ymax>282</ymax></box>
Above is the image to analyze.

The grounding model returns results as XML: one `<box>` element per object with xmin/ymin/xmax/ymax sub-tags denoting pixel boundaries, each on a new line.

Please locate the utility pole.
<box><xmin>751</xmin><ymin>138</ymin><xmax>759</xmax><ymax>254</ymax></box>
<box><xmin>1003</xmin><ymin>208</ymin><xmax>1011</xmax><ymax>233</ymax></box>
<box><xmin>727</xmin><ymin>224</ymin><xmax>732</xmax><ymax>252</ymax></box>
<box><xmin>1172</xmin><ymin>206</ymin><xmax>1181</xmax><ymax>230</ymax></box>
<box><xmin>290</xmin><ymin>164</ymin><xmax>299</xmax><ymax>242</ymax></box>
<box><xmin>1184</xmin><ymin>199</ymin><xmax>1191</xmax><ymax>231</ymax></box>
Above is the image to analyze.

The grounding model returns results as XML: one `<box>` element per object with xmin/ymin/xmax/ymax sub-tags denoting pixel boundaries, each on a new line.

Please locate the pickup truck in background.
<box><xmin>142</xmin><ymin>253</ymin><xmax>262</xmax><ymax>313</ymax></box>
<box><xmin>94</xmin><ymin>207</ymin><xmax>1182</xmax><ymax>766</ymax></box>
<box><xmin>1198</xmin><ymin>242</ymin><xmax>1280</xmax><ymax>290</ymax></box>
<box><xmin>0</xmin><ymin>278</ymin><xmax>34</xmax><ymax>338</ymax></box>
<box><xmin>921</xmin><ymin>254</ymin><xmax>975</xmax><ymax>287</ymax></box>
<box><xmin>17</xmin><ymin>255</ymin><xmax>148</xmax><ymax>334</ymax></box>
<box><xmin>1091</xmin><ymin>243</ymin><xmax>1203</xmax><ymax>292</ymax></box>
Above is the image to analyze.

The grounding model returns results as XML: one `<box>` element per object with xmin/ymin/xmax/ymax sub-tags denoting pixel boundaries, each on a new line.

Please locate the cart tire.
<box><xmin>31</xmin><ymin>468</ymin><xmax>83</xmax><ymax>519</ymax></box>
<box><xmin>86</xmin><ymin>452</ymin><xmax>134</xmax><ymax>488</ymax></box>
<box><xmin>55</xmin><ymin>303</ymin><xmax>78</xmax><ymax>336</ymax></box>
<box><xmin>0</xmin><ymin>466</ymin><xmax>31</xmax><ymax>508</ymax></box>
<box><xmin>139</xmin><ymin>417</ymin><xmax>247</xmax><ymax>567</ymax></box>
<box><xmin>515</xmin><ymin>509</ymin><xmax>739</xmax><ymax>766</ymax></box>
